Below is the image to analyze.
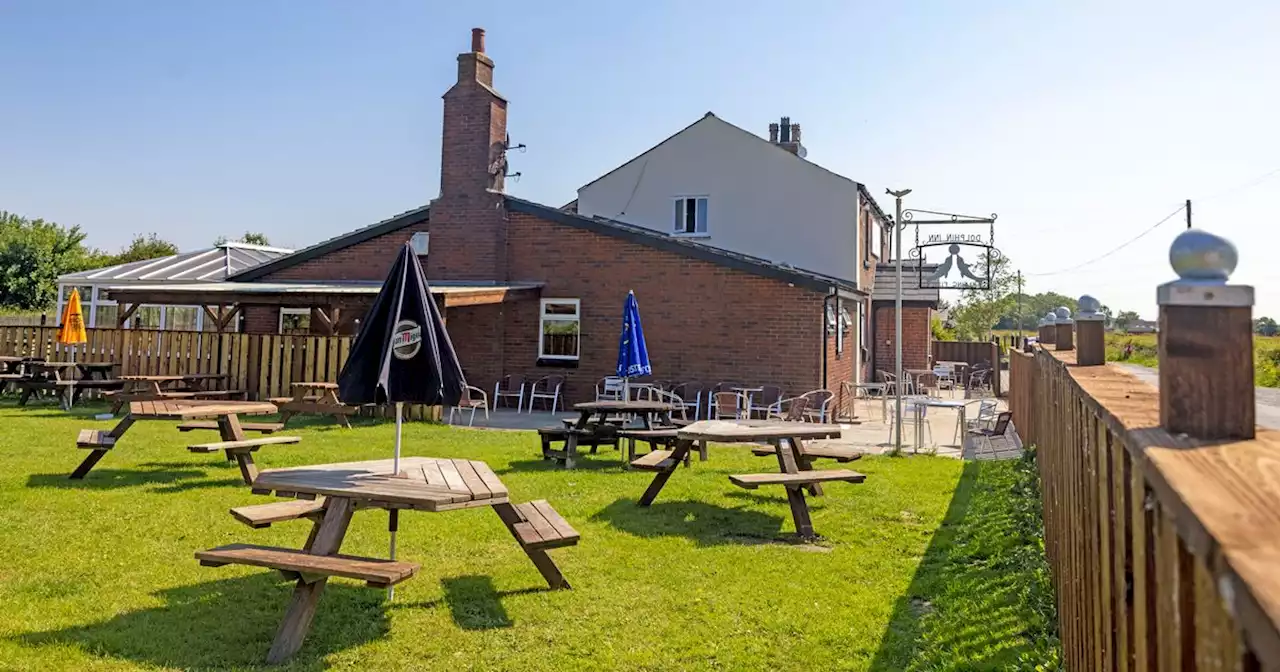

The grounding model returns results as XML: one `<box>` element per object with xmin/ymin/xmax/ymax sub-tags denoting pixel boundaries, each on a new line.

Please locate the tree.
<box><xmin>1255</xmin><ymin>317</ymin><xmax>1278</xmax><ymax>337</ymax></box>
<box><xmin>1113</xmin><ymin>310</ymin><xmax>1141</xmax><ymax>332</ymax></box>
<box><xmin>0</xmin><ymin>211</ymin><xmax>89</xmax><ymax>309</ymax></box>
<box><xmin>111</xmin><ymin>233</ymin><xmax>179</xmax><ymax>264</ymax></box>
<box><xmin>216</xmin><ymin>231</ymin><xmax>271</xmax><ymax>246</ymax></box>
<box><xmin>951</xmin><ymin>249</ymin><xmax>1016</xmax><ymax>341</ymax></box>
<box><xmin>997</xmin><ymin>291</ymin><xmax>1078</xmax><ymax>330</ymax></box>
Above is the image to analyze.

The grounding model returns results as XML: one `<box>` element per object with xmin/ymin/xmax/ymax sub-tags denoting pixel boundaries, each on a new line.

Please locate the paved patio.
<box><xmin>445</xmin><ymin>395</ymin><xmax>1023</xmax><ymax>461</ymax></box>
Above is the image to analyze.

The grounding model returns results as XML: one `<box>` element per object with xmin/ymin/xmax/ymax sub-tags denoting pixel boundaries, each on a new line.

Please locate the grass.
<box><xmin>0</xmin><ymin>400</ymin><xmax>1059</xmax><ymax>671</ymax></box>
<box><xmin>1104</xmin><ymin>332</ymin><xmax>1280</xmax><ymax>387</ymax></box>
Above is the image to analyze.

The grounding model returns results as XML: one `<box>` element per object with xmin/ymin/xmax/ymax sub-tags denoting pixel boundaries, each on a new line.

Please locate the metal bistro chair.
<box><xmin>448</xmin><ymin>385</ymin><xmax>490</xmax><ymax>426</ymax></box>
<box><xmin>671</xmin><ymin>382</ymin><xmax>705</xmax><ymax>420</ymax></box>
<box><xmin>887</xmin><ymin>396</ymin><xmax>933</xmax><ymax>448</ymax></box>
<box><xmin>800</xmin><ymin>389</ymin><xmax>835</xmax><ymax>423</ymax></box>
<box><xmin>965</xmin><ymin>399</ymin><xmax>999</xmax><ymax>433</ymax></box>
<box><xmin>493</xmin><ymin>374</ymin><xmax>525</xmax><ymax>411</ymax></box>
<box><xmin>932</xmin><ymin>364</ymin><xmax>957</xmax><ymax>396</ymax></box>
<box><xmin>749</xmin><ymin>384</ymin><xmax>784</xmax><ymax>419</ymax></box>
<box><xmin>969</xmin><ymin>411</ymin><xmax>1013</xmax><ymax>452</ymax></box>
<box><xmin>712</xmin><ymin>391</ymin><xmax>746</xmax><ymax>420</ymax></box>
<box><xmin>596</xmin><ymin>376</ymin><xmax>625</xmax><ymax>401</ymax></box>
<box><xmin>525</xmin><ymin>375</ymin><xmax>565</xmax><ymax>413</ymax></box>
<box><xmin>770</xmin><ymin>394</ymin><xmax>811</xmax><ymax>422</ymax></box>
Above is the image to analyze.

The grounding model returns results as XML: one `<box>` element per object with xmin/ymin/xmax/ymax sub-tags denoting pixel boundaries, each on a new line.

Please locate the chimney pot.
<box><xmin>471</xmin><ymin>28</ymin><xmax>485</xmax><ymax>53</ymax></box>
<box><xmin>791</xmin><ymin>124</ymin><xmax>801</xmax><ymax>143</ymax></box>
<box><xmin>768</xmin><ymin>123</ymin><xmax>779</xmax><ymax>143</ymax></box>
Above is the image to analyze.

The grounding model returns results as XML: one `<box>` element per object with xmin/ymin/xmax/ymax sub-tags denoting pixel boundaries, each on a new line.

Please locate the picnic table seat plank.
<box><xmin>728</xmin><ymin>469</ymin><xmax>866</xmax><ymax>489</ymax></box>
<box><xmin>750</xmin><ymin>442</ymin><xmax>863</xmax><ymax>462</ymax></box>
<box><xmin>76</xmin><ymin>429</ymin><xmax>116</xmax><ymax>449</ymax></box>
<box><xmin>178</xmin><ymin>420</ymin><xmax>284</xmax><ymax>433</ymax></box>
<box><xmin>197</xmin><ymin>543</ymin><xmax>419</xmax><ymax>587</ymax></box>
<box><xmin>511</xmin><ymin>500</ymin><xmax>580</xmax><ymax>550</ymax></box>
<box><xmin>629</xmin><ymin>449</ymin><xmax>676</xmax><ymax>471</ymax></box>
<box><xmin>230</xmin><ymin>499</ymin><xmax>327</xmax><ymax>528</ymax></box>
<box><xmin>187</xmin><ymin>436</ymin><xmax>302</xmax><ymax>453</ymax></box>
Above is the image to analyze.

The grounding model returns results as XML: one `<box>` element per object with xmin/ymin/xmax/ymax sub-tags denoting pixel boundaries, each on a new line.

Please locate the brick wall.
<box><xmin>243</xmin><ymin>305</ymin><xmax>278</xmax><ymax>335</ymax></box>
<box><xmin>264</xmin><ymin>223</ymin><xmax>427</xmax><ymax>282</ymax></box>
<box><xmin>486</xmin><ymin>211</ymin><xmax>827</xmax><ymax>405</ymax></box>
<box><xmin>872</xmin><ymin>304</ymin><xmax>932</xmax><ymax>377</ymax></box>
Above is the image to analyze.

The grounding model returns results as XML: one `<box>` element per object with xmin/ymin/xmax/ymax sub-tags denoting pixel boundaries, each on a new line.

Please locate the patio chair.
<box><xmin>596</xmin><ymin>376</ymin><xmax>625</xmax><ymax>401</ymax></box>
<box><xmin>671</xmin><ymin>382</ymin><xmax>704</xmax><ymax>420</ymax></box>
<box><xmin>525</xmin><ymin>375</ymin><xmax>564</xmax><ymax>413</ymax></box>
<box><xmin>967</xmin><ymin>368</ymin><xmax>992</xmax><ymax>397</ymax></box>
<box><xmin>800</xmin><ymin>389</ymin><xmax>835</xmax><ymax>423</ymax></box>
<box><xmin>448</xmin><ymin>385</ymin><xmax>490</xmax><ymax>427</ymax></box>
<box><xmin>493</xmin><ymin>374</ymin><xmax>525</xmax><ymax>411</ymax></box>
<box><xmin>712</xmin><ymin>391</ymin><xmax>746</xmax><ymax>420</ymax></box>
<box><xmin>646</xmin><ymin>388</ymin><xmax>687</xmax><ymax>422</ymax></box>
<box><xmin>932</xmin><ymin>364</ymin><xmax>956</xmax><ymax>396</ymax></box>
<box><xmin>969</xmin><ymin>411</ymin><xmax>1013</xmax><ymax>452</ymax></box>
<box><xmin>965</xmin><ymin>399</ymin><xmax>998</xmax><ymax>432</ymax></box>
<box><xmin>879</xmin><ymin>370</ymin><xmax>914</xmax><ymax>396</ymax></box>
<box><xmin>770</xmin><ymin>394</ymin><xmax>811</xmax><ymax>422</ymax></box>
<box><xmin>887</xmin><ymin>396</ymin><xmax>933</xmax><ymax>448</ymax></box>
<box><xmin>748</xmin><ymin>384</ymin><xmax>784</xmax><ymax>419</ymax></box>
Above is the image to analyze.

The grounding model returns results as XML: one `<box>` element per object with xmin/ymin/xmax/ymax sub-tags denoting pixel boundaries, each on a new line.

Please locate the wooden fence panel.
<box><xmin>0</xmin><ymin>327</ymin><xmax>436</xmax><ymax>420</ymax></box>
<box><xmin>932</xmin><ymin>340</ymin><xmax>1003</xmax><ymax>395</ymax></box>
<box><xmin>1014</xmin><ymin>346</ymin><xmax>1270</xmax><ymax>670</ymax></box>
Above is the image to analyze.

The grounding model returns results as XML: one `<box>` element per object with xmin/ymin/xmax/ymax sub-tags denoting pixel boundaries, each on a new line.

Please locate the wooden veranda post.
<box><xmin>1158</xmin><ymin>229</ymin><xmax>1254</xmax><ymax>440</ymax></box>
<box><xmin>1075</xmin><ymin>295</ymin><xmax>1105</xmax><ymax>365</ymax></box>
<box><xmin>1053</xmin><ymin>306</ymin><xmax>1074</xmax><ymax>351</ymax></box>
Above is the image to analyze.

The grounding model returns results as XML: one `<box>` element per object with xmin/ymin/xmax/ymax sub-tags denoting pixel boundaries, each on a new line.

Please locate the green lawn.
<box><xmin>0</xmin><ymin>401</ymin><xmax>1058</xmax><ymax>671</ymax></box>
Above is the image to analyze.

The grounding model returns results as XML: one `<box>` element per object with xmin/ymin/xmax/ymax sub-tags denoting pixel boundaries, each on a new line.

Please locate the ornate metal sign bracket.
<box><xmin>901</xmin><ymin>209</ymin><xmax>999</xmax><ymax>290</ymax></box>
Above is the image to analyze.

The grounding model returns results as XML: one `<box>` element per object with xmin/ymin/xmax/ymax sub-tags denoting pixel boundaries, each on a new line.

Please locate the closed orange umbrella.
<box><xmin>57</xmin><ymin>289</ymin><xmax>88</xmax><ymax>360</ymax></box>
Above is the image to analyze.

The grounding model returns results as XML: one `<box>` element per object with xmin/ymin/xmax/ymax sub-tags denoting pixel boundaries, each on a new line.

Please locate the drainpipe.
<box><xmin>822</xmin><ymin>289</ymin><xmax>838</xmax><ymax>391</ymax></box>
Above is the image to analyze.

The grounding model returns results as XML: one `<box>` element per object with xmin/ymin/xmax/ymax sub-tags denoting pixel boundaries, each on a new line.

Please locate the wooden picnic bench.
<box><xmin>541</xmin><ymin>400</ymin><xmax>679</xmax><ymax>468</ymax></box>
<box><xmin>269</xmin><ymin>381</ymin><xmax>357</xmax><ymax>428</ymax></box>
<box><xmin>12</xmin><ymin>361</ymin><xmax>124</xmax><ymax>409</ymax></box>
<box><xmin>633</xmin><ymin>419</ymin><xmax>865</xmax><ymax>539</ymax></box>
<box><xmin>200</xmin><ymin>457</ymin><xmax>580</xmax><ymax>663</ymax></box>
<box><xmin>107</xmin><ymin>374</ymin><xmax>244</xmax><ymax>414</ymax></box>
<box><xmin>71</xmin><ymin>400</ymin><xmax>290</xmax><ymax>483</ymax></box>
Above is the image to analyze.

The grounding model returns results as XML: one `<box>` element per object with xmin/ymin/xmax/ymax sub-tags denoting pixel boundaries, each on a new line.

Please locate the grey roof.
<box><xmin>103</xmin><ymin>280</ymin><xmax>541</xmax><ymax>297</ymax></box>
<box><xmin>871</xmin><ymin>262</ymin><xmax>942</xmax><ymax>304</ymax></box>
<box><xmin>228</xmin><ymin>205</ymin><xmax>430</xmax><ymax>282</ymax></box>
<box><xmin>59</xmin><ymin>242</ymin><xmax>294</xmax><ymax>285</ymax></box>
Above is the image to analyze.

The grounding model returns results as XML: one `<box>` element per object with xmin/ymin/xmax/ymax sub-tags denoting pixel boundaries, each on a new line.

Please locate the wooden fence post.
<box><xmin>1039</xmin><ymin>311</ymin><xmax>1057</xmax><ymax>346</ymax></box>
<box><xmin>1158</xmin><ymin>229</ymin><xmax>1254</xmax><ymax>440</ymax></box>
<box><xmin>1076</xmin><ymin>295</ymin><xmax>1105</xmax><ymax>365</ymax></box>
<box><xmin>1054</xmin><ymin>306</ymin><xmax>1074</xmax><ymax>351</ymax></box>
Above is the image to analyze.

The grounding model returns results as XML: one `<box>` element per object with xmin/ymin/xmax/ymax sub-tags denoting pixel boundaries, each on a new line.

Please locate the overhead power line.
<box><xmin>1026</xmin><ymin>205</ymin><xmax>1186</xmax><ymax>277</ymax></box>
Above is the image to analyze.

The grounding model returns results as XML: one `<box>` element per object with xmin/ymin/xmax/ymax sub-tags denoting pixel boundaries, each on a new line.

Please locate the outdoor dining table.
<box><xmin>201</xmin><ymin>456</ymin><xmax>578</xmax><ymax>663</ymax></box>
<box><xmin>109</xmin><ymin>374</ymin><xmax>235</xmax><ymax>413</ymax></box>
<box><xmin>15</xmin><ymin>360</ymin><xmax>123</xmax><ymax>409</ymax></box>
<box><xmin>633</xmin><ymin>419</ymin><xmax>864</xmax><ymax>539</ymax></box>
<box><xmin>72</xmin><ymin>399</ymin><xmax>280</xmax><ymax>482</ymax></box>
<box><xmin>551</xmin><ymin>400</ymin><xmax>679</xmax><ymax>468</ymax></box>
<box><xmin>271</xmin><ymin>381</ymin><xmax>358</xmax><ymax>428</ymax></box>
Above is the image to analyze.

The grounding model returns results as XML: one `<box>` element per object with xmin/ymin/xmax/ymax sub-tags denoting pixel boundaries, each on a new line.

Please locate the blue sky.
<box><xmin>1</xmin><ymin>1</ymin><xmax>1277</xmax><ymax>317</ymax></box>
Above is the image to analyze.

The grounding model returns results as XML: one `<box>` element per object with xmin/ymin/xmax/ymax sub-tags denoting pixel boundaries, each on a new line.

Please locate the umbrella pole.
<box><xmin>389</xmin><ymin>401</ymin><xmax>403</xmax><ymax>601</ymax></box>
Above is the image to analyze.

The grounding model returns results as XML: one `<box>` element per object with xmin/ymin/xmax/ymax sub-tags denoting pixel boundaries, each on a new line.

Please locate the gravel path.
<box><xmin>1114</xmin><ymin>363</ymin><xmax>1280</xmax><ymax>430</ymax></box>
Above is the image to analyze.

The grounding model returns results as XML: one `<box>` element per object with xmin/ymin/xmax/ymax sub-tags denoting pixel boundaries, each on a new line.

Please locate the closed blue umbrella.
<box><xmin>617</xmin><ymin>291</ymin><xmax>651</xmax><ymax>398</ymax></box>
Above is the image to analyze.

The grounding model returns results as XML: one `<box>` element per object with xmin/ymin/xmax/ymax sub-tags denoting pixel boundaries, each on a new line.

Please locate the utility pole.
<box><xmin>1016</xmin><ymin>270</ymin><xmax>1024</xmax><ymax>339</ymax></box>
<box><xmin>886</xmin><ymin>188</ymin><xmax>912</xmax><ymax>455</ymax></box>
<box><xmin>1186</xmin><ymin>198</ymin><xmax>1192</xmax><ymax>229</ymax></box>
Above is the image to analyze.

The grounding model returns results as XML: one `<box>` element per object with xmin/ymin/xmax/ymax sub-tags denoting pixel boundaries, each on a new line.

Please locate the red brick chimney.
<box><xmin>430</xmin><ymin>27</ymin><xmax>510</xmax><ymax>282</ymax></box>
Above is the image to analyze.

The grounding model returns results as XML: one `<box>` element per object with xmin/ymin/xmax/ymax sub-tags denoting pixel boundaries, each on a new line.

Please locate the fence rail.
<box><xmin>0</xmin><ymin>326</ymin><xmax>438</xmax><ymax>420</ymax></box>
<box><xmin>1010</xmin><ymin>346</ymin><xmax>1277</xmax><ymax>670</ymax></box>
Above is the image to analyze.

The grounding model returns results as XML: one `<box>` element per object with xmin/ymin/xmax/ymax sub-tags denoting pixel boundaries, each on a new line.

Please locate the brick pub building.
<box><xmin>110</xmin><ymin>30</ymin><xmax>932</xmax><ymax>406</ymax></box>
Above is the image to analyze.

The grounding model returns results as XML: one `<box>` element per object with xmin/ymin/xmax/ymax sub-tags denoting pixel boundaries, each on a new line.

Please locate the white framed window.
<box><xmin>280</xmin><ymin>308</ymin><xmax>311</xmax><ymax>335</ymax></box>
<box><xmin>410</xmin><ymin>231</ymin><xmax>430</xmax><ymax>256</ymax></box>
<box><xmin>672</xmin><ymin>196</ymin><xmax>709</xmax><ymax>236</ymax></box>
<box><xmin>539</xmin><ymin>299</ymin><xmax>580</xmax><ymax>360</ymax></box>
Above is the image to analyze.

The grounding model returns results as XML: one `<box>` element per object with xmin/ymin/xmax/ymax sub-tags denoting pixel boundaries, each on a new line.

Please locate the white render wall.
<box><xmin>576</xmin><ymin>115</ymin><xmax>861</xmax><ymax>284</ymax></box>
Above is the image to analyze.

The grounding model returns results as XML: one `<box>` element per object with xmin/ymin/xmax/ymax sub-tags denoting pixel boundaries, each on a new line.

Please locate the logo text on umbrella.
<box><xmin>391</xmin><ymin>320</ymin><xmax>422</xmax><ymax>360</ymax></box>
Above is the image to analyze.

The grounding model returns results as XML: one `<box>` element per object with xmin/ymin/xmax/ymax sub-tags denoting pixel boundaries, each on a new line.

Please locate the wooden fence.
<box><xmin>1010</xmin><ymin>346</ymin><xmax>1278</xmax><ymax>669</ymax></box>
<box><xmin>932</xmin><ymin>340</ymin><xmax>1002</xmax><ymax>395</ymax></box>
<box><xmin>0</xmin><ymin>326</ymin><xmax>439</xmax><ymax>420</ymax></box>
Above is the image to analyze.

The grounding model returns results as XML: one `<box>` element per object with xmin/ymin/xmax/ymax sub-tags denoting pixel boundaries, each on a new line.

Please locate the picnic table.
<box><xmin>199</xmin><ymin>457</ymin><xmax>580</xmax><ymax>663</ymax></box>
<box><xmin>108</xmin><ymin>374</ymin><xmax>242</xmax><ymax>413</ymax></box>
<box><xmin>15</xmin><ymin>360</ymin><xmax>123</xmax><ymax>409</ymax></box>
<box><xmin>270</xmin><ymin>381</ymin><xmax>357</xmax><ymax>428</ymax></box>
<box><xmin>542</xmin><ymin>400</ymin><xmax>678</xmax><ymax>468</ymax></box>
<box><xmin>72</xmin><ymin>400</ymin><xmax>289</xmax><ymax>483</ymax></box>
<box><xmin>631</xmin><ymin>419</ymin><xmax>865</xmax><ymax>539</ymax></box>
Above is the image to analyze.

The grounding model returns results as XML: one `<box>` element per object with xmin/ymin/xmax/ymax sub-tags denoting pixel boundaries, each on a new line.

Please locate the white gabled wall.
<box><xmin>576</xmin><ymin>115</ymin><xmax>860</xmax><ymax>284</ymax></box>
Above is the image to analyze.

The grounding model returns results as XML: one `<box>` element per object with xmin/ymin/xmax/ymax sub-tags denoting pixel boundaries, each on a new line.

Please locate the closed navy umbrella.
<box><xmin>616</xmin><ymin>291</ymin><xmax>651</xmax><ymax>398</ymax></box>
<box><xmin>337</xmin><ymin>242</ymin><xmax>466</xmax><ymax>596</ymax></box>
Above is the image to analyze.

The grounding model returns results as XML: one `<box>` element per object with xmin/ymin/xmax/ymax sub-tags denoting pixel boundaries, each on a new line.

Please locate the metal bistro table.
<box><xmin>633</xmin><ymin>420</ymin><xmax>865</xmax><ymax>538</ymax></box>
<box><xmin>72</xmin><ymin>400</ymin><xmax>281</xmax><ymax>482</ymax></box>
<box><xmin>551</xmin><ymin>400</ymin><xmax>678</xmax><ymax>468</ymax></box>
<box><xmin>199</xmin><ymin>457</ymin><xmax>579</xmax><ymax>663</ymax></box>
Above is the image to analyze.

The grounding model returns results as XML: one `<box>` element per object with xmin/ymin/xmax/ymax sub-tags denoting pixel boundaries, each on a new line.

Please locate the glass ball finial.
<box><xmin>1044</xmin><ymin>311</ymin><xmax>1057</xmax><ymax>324</ymax></box>
<box><xmin>1055</xmin><ymin>306</ymin><xmax>1071</xmax><ymax>320</ymax></box>
<box><xmin>1170</xmin><ymin>229</ymin><xmax>1237</xmax><ymax>282</ymax></box>
<box><xmin>1077</xmin><ymin>295</ymin><xmax>1100</xmax><ymax>316</ymax></box>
